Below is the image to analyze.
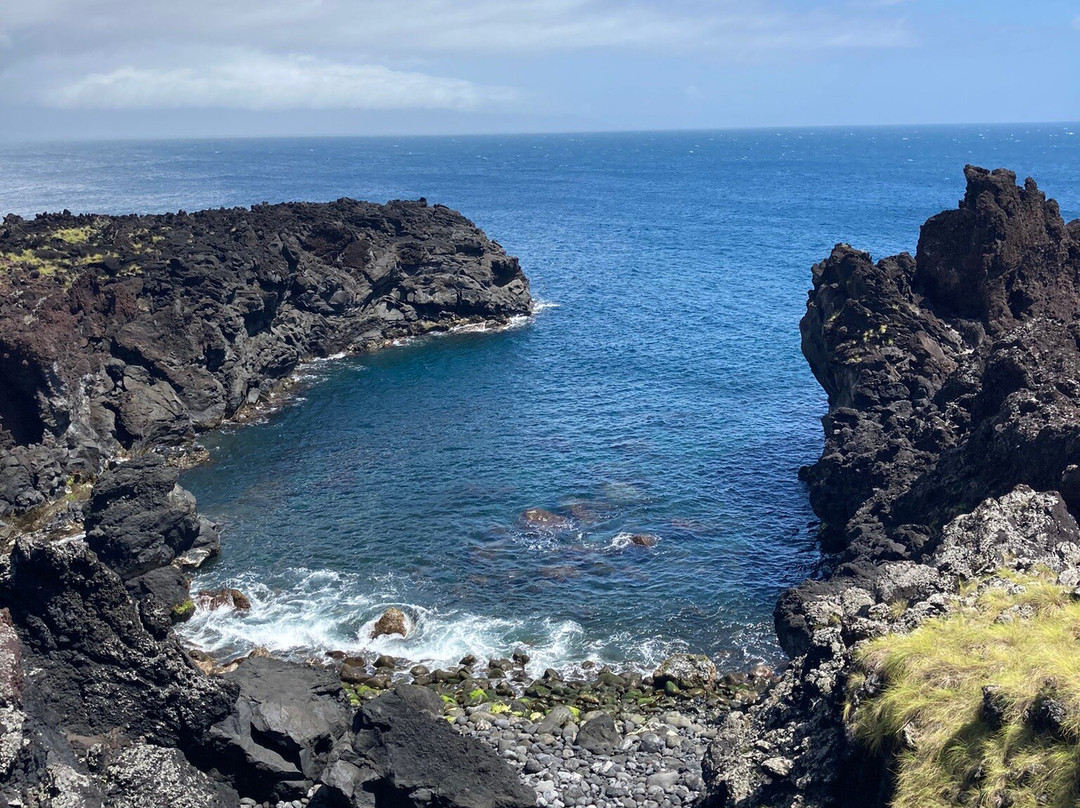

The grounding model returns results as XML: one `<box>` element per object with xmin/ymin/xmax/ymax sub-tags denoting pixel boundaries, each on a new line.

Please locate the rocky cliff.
<box><xmin>704</xmin><ymin>167</ymin><xmax>1080</xmax><ymax>807</ymax></box>
<box><xmin>0</xmin><ymin>198</ymin><xmax>535</xmax><ymax>808</ymax></box>
<box><xmin>0</xmin><ymin>199</ymin><xmax>531</xmax><ymax>516</ymax></box>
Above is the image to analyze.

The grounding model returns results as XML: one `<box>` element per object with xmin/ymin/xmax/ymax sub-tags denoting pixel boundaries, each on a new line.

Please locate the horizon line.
<box><xmin>1</xmin><ymin>120</ymin><xmax>1078</xmax><ymax>147</ymax></box>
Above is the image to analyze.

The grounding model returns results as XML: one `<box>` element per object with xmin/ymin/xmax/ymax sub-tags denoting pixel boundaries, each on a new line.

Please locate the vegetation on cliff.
<box><xmin>854</xmin><ymin>571</ymin><xmax>1080</xmax><ymax>808</ymax></box>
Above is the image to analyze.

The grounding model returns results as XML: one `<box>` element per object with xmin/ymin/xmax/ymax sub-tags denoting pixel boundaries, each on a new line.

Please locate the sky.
<box><xmin>0</xmin><ymin>0</ymin><xmax>1077</xmax><ymax>140</ymax></box>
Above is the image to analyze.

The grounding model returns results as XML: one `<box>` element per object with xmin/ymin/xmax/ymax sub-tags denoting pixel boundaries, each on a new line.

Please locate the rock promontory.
<box><xmin>0</xmin><ymin>198</ymin><xmax>531</xmax><ymax>516</ymax></box>
<box><xmin>704</xmin><ymin>167</ymin><xmax>1080</xmax><ymax>807</ymax></box>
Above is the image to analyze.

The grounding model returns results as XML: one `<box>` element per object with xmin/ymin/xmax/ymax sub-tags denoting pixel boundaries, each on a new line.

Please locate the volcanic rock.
<box><xmin>0</xmin><ymin>199</ymin><xmax>532</xmax><ymax>514</ymax></box>
<box><xmin>703</xmin><ymin>168</ymin><xmax>1080</xmax><ymax>808</ymax></box>
<box><xmin>654</xmin><ymin>654</ymin><xmax>718</xmax><ymax>691</ymax></box>
<box><xmin>196</xmin><ymin>587</ymin><xmax>253</xmax><ymax>612</ymax></box>
<box><xmin>312</xmin><ymin>684</ymin><xmax>535</xmax><ymax>808</ymax></box>
<box><xmin>206</xmin><ymin>655</ymin><xmax>351</xmax><ymax>802</ymax></box>
<box><xmin>520</xmin><ymin>507</ymin><xmax>572</xmax><ymax>530</ymax></box>
<box><xmin>84</xmin><ymin>454</ymin><xmax>218</xmax><ymax>580</ymax></box>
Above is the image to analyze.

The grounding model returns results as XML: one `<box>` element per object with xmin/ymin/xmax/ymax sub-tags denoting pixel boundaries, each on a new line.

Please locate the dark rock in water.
<box><xmin>371</xmin><ymin>606</ymin><xmax>409</xmax><ymax>639</ymax></box>
<box><xmin>85</xmin><ymin>454</ymin><xmax>218</xmax><ymax>580</ymax></box>
<box><xmin>206</xmin><ymin>655</ymin><xmax>351</xmax><ymax>802</ymax></box>
<box><xmin>196</xmin><ymin>586</ymin><xmax>253</xmax><ymax>612</ymax></box>
<box><xmin>312</xmin><ymin>684</ymin><xmax>535</xmax><ymax>808</ymax></box>
<box><xmin>0</xmin><ymin>199</ymin><xmax>531</xmax><ymax>515</ymax></box>
<box><xmin>628</xmin><ymin>533</ymin><xmax>658</xmax><ymax>547</ymax></box>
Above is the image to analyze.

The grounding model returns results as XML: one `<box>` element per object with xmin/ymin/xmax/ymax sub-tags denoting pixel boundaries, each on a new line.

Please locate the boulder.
<box><xmin>371</xmin><ymin>606</ymin><xmax>409</xmax><ymax>639</ymax></box>
<box><xmin>207</xmin><ymin>656</ymin><xmax>351</xmax><ymax>802</ymax></box>
<box><xmin>312</xmin><ymin>685</ymin><xmax>534</xmax><ymax>808</ymax></box>
<box><xmin>653</xmin><ymin>654</ymin><xmax>717</xmax><ymax>691</ymax></box>
<box><xmin>629</xmin><ymin>533</ymin><xmax>658</xmax><ymax>547</ymax></box>
<box><xmin>126</xmin><ymin>564</ymin><xmax>192</xmax><ymax>616</ymax></box>
<box><xmin>576</xmin><ymin>713</ymin><xmax>621</xmax><ymax>754</ymax></box>
<box><xmin>84</xmin><ymin>455</ymin><xmax>214</xmax><ymax>580</ymax></box>
<box><xmin>196</xmin><ymin>587</ymin><xmax>253</xmax><ymax>612</ymax></box>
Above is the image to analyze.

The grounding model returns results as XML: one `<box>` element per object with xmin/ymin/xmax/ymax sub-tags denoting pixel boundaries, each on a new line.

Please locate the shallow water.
<box><xmin>4</xmin><ymin>125</ymin><xmax>1078</xmax><ymax>673</ymax></box>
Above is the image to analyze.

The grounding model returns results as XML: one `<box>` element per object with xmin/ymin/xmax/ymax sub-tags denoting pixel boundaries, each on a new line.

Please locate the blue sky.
<box><xmin>0</xmin><ymin>0</ymin><xmax>1077</xmax><ymax>139</ymax></box>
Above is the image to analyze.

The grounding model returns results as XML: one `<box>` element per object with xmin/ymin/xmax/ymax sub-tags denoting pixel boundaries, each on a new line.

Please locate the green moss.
<box><xmin>468</xmin><ymin>688</ymin><xmax>488</xmax><ymax>701</ymax></box>
<box><xmin>0</xmin><ymin>248</ymin><xmax>109</xmax><ymax>277</ymax></box>
<box><xmin>51</xmin><ymin>225</ymin><xmax>97</xmax><ymax>244</ymax></box>
<box><xmin>853</xmin><ymin>571</ymin><xmax>1080</xmax><ymax>808</ymax></box>
<box><xmin>170</xmin><ymin>599</ymin><xmax>195</xmax><ymax>622</ymax></box>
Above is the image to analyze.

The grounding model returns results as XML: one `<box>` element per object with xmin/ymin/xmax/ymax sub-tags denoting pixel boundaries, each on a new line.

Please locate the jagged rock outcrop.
<box><xmin>0</xmin><ymin>199</ymin><xmax>531</xmax><ymax>514</ymax></box>
<box><xmin>0</xmin><ymin>535</ymin><xmax>235</xmax><ymax>749</ymax></box>
<box><xmin>703</xmin><ymin>167</ymin><xmax>1080</xmax><ymax>807</ymax></box>
<box><xmin>0</xmin><ymin>536</ymin><xmax>241</xmax><ymax>807</ymax></box>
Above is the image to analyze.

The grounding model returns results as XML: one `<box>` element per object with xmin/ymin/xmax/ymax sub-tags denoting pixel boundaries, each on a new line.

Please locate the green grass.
<box><xmin>0</xmin><ymin>248</ymin><xmax>108</xmax><ymax>276</ymax></box>
<box><xmin>51</xmin><ymin>225</ymin><xmax>98</xmax><ymax>244</ymax></box>
<box><xmin>853</xmin><ymin>572</ymin><xmax>1080</xmax><ymax>808</ymax></box>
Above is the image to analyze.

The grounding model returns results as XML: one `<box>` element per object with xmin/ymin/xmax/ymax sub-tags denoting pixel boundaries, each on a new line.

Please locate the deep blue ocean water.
<box><xmin>3</xmin><ymin>126</ymin><xmax>1078</xmax><ymax>673</ymax></box>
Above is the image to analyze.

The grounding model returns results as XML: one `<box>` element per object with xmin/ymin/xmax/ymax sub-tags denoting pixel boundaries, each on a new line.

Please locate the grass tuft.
<box><xmin>852</xmin><ymin>571</ymin><xmax>1080</xmax><ymax>808</ymax></box>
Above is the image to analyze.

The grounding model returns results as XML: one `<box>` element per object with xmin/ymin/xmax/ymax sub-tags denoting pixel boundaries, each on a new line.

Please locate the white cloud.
<box><xmin>2</xmin><ymin>0</ymin><xmax>914</xmax><ymax>58</ymax></box>
<box><xmin>44</xmin><ymin>51</ymin><xmax>517</xmax><ymax>111</ymax></box>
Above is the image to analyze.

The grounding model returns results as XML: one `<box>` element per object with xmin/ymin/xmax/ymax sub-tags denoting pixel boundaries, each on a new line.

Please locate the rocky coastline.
<box><xmin>702</xmin><ymin>166</ymin><xmax>1080</xmax><ymax>807</ymax></box>
<box><xmin>3</xmin><ymin>166</ymin><xmax>1080</xmax><ymax>808</ymax></box>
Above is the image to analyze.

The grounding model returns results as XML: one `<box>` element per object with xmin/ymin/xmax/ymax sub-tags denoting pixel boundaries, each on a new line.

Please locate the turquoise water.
<box><xmin>3</xmin><ymin>126</ymin><xmax>1079</xmax><ymax>673</ymax></box>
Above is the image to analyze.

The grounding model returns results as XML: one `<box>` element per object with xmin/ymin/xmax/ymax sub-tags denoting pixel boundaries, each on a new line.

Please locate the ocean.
<box><xmin>3</xmin><ymin>125</ymin><xmax>1078</xmax><ymax>674</ymax></box>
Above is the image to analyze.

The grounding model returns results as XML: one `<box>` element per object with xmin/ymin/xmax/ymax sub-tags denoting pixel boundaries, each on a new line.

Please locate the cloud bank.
<box><xmin>46</xmin><ymin>52</ymin><xmax>517</xmax><ymax>111</ymax></box>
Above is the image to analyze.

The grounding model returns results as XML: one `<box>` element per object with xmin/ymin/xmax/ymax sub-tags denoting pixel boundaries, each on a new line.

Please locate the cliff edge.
<box><xmin>705</xmin><ymin>167</ymin><xmax>1080</xmax><ymax>807</ymax></box>
<box><xmin>0</xmin><ymin>199</ymin><xmax>531</xmax><ymax>517</ymax></box>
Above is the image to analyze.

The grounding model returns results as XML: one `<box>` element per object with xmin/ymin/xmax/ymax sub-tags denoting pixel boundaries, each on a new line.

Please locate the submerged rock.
<box><xmin>521</xmin><ymin>507</ymin><xmax>573</xmax><ymax>531</ymax></box>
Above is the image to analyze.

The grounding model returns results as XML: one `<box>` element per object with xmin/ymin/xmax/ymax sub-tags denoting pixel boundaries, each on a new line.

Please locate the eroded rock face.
<box><xmin>0</xmin><ymin>199</ymin><xmax>532</xmax><ymax>513</ymax></box>
<box><xmin>0</xmin><ymin>536</ymin><xmax>235</xmax><ymax>750</ymax></box>
<box><xmin>798</xmin><ymin>166</ymin><xmax>1080</xmax><ymax>576</ymax></box>
<box><xmin>703</xmin><ymin>168</ymin><xmax>1080</xmax><ymax>808</ymax></box>
<box><xmin>0</xmin><ymin>537</ymin><xmax>240</xmax><ymax>808</ymax></box>
<box><xmin>85</xmin><ymin>454</ymin><xmax>217</xmax><ymax>581</ymax></box>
